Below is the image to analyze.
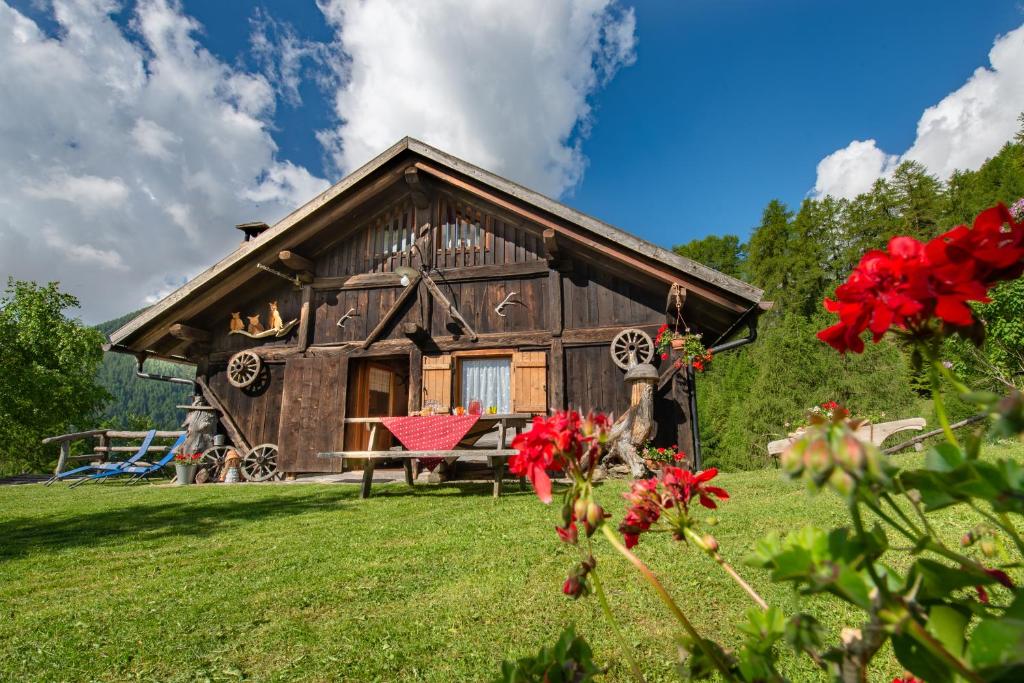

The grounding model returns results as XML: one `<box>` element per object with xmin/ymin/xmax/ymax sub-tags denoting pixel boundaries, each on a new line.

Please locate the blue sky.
<box><xmin>156</xmin><ymin>0</ymin><xmax>1023</xmax><ymax>240</ymax></box>
<box><xmin>2</xmin><ymin>0</ymin><xmax>1023</xmax><ymax>321</ymax></box>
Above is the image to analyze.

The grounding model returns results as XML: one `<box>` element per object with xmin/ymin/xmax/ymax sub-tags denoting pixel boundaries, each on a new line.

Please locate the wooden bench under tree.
<box><xmin>767</xmin><ymin>417</ymin><xmax>927</xmax><ymax>459</ymax></box>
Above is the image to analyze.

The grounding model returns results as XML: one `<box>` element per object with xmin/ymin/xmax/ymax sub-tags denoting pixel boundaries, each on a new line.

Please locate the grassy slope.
<box><xmin>2</xmin><ymin>443</ymin><xmax>1022</xmax><ymax>683</ymax></box>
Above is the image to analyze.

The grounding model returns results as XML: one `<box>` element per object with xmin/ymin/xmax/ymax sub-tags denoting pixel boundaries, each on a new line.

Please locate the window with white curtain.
<box><xmin>459</xmin><ymin>357</ymin><xmax>511</xmax><ymax>414</ymax></box>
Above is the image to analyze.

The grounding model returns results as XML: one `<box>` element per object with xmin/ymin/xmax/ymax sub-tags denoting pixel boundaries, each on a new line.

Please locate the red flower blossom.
<box><xmin>976</xmin><ymin>585</ymin><xmax>990</xmax><ymax>604</ymax></box>
<box><xmin>661</xmin><ymin>466</ymin><xmax>730</xmax><ymax>511</ymax></box>
<box><xmin>510</xmin><ymin>416</ymin><xmax>563</xmax><ymax>503</ymax></box>
<box><xmin>892</xmin><ymin>676</ymin><xmax>922</xmax><ymax>683</ymax></box>
<box><xmin>819</xmin><ymin>204</ymin><xmax>1024</xmax><ymax>353</ymax></box>
<box><xmin>673</xmin><ymin>451</ymin><xmax>686</xmax><ymax>462</ymax></box>
<box><xmin>984</xmin><ymin>567</ymin><xmax>1014</xmax><ymax>588</ymax></box>
<box><xmin>619</xmin><ymin>478</ymin><xmax>661</xmax><ymax>549</ymax></box>
<box><xmin>661</xmin><ymin>352</ymin><xmax>669</xmax><ymax>360</ymax></box>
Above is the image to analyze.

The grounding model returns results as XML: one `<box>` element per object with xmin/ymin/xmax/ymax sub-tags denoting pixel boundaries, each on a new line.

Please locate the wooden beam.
<box><xmin>408</xmin><ymin>345</ymin><xmax>423</xmax><ymax>412</ymax></box>
<box><xmin>549</xmin><ymin>338</ymin><xmax>565</xmax><ymax>411</ymax></box>
<box><xmin>297</xmin><ymin>285</ymin><xmax>313</xmax><ymax>352</ymax></box>
<box><xmin>402</xmin><ymin>322</ymin><xmax>425</xmax><ymax>338</ymax></box>
<box><xmin>195</xmin><ymin>377</ymin><xmax>251</xmax><ymax>452</ymax></box>
<box><xmin>422</xmin><ymin>274</ymin><xmax>479</xmax><ymax>341</ymax></box>
<box><xmin>168</xmin><ymin>323</ymin><xmax>210</xmax><ymax>343</ymax></box>
<box><xmin>403</xmin><ymin>166</ymin><xmax>431</xmax><ymax>209</ymax></box>
<box><xmin>361</xmin><ymin>275</ymin><xmax>421</xmax><ymax>349</ymax></box>
<box><xmin>413</xmin><ymin>161</ymin><xmax>748</xmax><ymax>313</ymax></box>
<box><xmin>548</xmin><ymin>269</ymin><xmax>563</xmax><ymax>337</ymax></box>
<box><xmin>210</xmin><ymin>323</ymin><xmax>663</xmax><ymax>364</ymax></box>
<box><xmin>278</xmin><ymin>250</ymin><xmax>315</xmax><ymax>274</ymax></box>
<box><xmin>543</xmin><ymin>228</ymin><xmax>559</xmax><ymax>263</ymax></box>
<box><xmin>311</xmin><ymin>260</ymin><xmax>548</xmax><ymax>291</ymax></box>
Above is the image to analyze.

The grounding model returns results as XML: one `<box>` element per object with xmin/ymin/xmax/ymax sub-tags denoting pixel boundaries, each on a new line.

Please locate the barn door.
<box><xmin>421</xmin><ymin>354</ymin><xmax>452</xmax><ymax>411</ymax></box>
<box><xmin>277</xmin><ymin>355</ymin><xmax>347</xmax><ymax>473</ymax></box>
<box><xmin>512</xmin><ymin>351</ymin><xmax>547</xmax><ymax>413</ymax></box>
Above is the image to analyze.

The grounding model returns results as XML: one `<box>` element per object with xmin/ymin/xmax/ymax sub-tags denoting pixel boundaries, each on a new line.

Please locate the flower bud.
<box><xmin>561</xmin><ymin>502</ymin><xmax>574</xmax><ymax>527</ymax></box>
<box><xmin>562</xmin><ymin>575</ymin><xmax>584</xmax><ymax>598</ymax></box>
<box><xmin>573</xmin><ymin>497</ymin><xmax>589</xmax><ymax>523</ymax></box>
<box><xmin>780</xmin><ymin>439</ymin><xmax>807</xmax><ymax>476</ymax></box>
<box><xmin>835</xmin><ymin>434</ymin><xmax>866</xmax><ymax>473</ymax></box>
<box><xmin>828</xmin><ymin>468</ymin><xmax>856</xmax><ymax>498</ymax></box>
<box><xmin>980</xmin><ymin>539</ymin><xmax>996</xmax><ymax>557</ymax></box>
<box><xmin>586</xmin><ymin>502</ymin><xmax>606</xmax><ymax>529</ymax></box>
<box><xmin>702</xmin><ymin>534</ymin><xmax>719</xmax><ymax>552</ymax></box>
<box><xmin>803</xmin><ymin>439</ymin><xmax>833</xmax><ymax>485</ymax></box>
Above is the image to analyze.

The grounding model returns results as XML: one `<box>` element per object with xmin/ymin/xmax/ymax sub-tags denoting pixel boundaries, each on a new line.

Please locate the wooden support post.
<box><xmin>297</xmin><ymin>285</ymin><xmax>313</xmax><ymax>352</ymax></box>
<box><xmin>168</xmin><ymin>323</ymin><xmax>210</xmax><ymax>343</ymax></box>
<box><xmin>402</xmin><ymin>322</ymin><xmax>425</xmax><ymax>338</ymax></box>
<box><xmin>360</xmin><ymin>459</ymin><xmax>376</xmax><ymax>499</ymax></box>
<box><xmin>409</xmin><ymin>345</ymin><xmax>423</xmax><ymax>413</ymax></box>
<box><xmin>403</xmin><ymin>458</ymin><xmax>415</xmax><ymax>487</ymax></box>
<box><xmin>673</xmin><ymin>368</ymin><xmax>697</xmax><ymax>469</ymax></box>
<box><xmin>361</xmin><ymin>275</ymin><xmax>421</xmax><ymax>349</ymax></box>
<box><xmin>422</xmin><ymin>274</ymin><xmax>478</xmax><ymax>341</ymax></box>
<box><xmin>490</xmin><ymin>456</ymin><xmax>504</xmax><ymax>498</ymax></box>
<box><xmin>196</xmin><ymin>377</ymin><xmax>252</xmax><ymax>453</ymax></box>
<box><xmin>548</xmin><ymin>268</ymin><xmax>563</xmax><ymax>337</ymax></box>
<box><xmin>549</xmin><ymin>338</ymin><xmax>565</xmax><ymax>411</ymax></box>
<box><xmin>97</xmin><ymin>433</ymin><xmax>109</xmax><ymax>463</ymax></box>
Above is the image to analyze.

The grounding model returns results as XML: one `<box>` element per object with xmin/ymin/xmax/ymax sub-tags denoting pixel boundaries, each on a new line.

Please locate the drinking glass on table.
<box><xmin>468</xmin><ymin>399</ymin><xmax>482</xmax><ymax>415</ymax></box>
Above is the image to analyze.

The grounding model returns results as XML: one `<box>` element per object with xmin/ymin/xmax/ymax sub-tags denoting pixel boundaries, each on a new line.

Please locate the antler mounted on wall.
<box><xmin>494</xmin><ymin>291</ymin><xmax>523</xmax><ymax>317</ymax></box>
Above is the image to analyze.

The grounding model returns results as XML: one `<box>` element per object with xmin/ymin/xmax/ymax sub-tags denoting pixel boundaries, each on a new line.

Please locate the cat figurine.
<box><xmin>247</xmin><ymin>314</ymin><xmax>264</xmax><ymax>335</ymax></box>
<box><xmin>268</xmin><ymin>301</ymin><xmax>284</xmax><ymax>330</ymax></box>
<box><xmin>229</xmin><ymin>312</ymin><xmax>244</xmax><ymax>332</ymax></box>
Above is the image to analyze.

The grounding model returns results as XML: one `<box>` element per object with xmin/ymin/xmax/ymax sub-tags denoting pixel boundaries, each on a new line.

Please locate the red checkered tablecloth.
<box><xmin>381</xmin><ymin>415</ymin><xmax>481</xmax><ymax>471</ymax></box>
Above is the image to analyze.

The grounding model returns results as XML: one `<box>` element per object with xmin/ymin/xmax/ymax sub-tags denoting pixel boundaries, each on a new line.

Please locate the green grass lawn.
<box><xmin>2</xmin><ymin>442</ymin><xmax>1022</xmax><ymax>682</ymax></box>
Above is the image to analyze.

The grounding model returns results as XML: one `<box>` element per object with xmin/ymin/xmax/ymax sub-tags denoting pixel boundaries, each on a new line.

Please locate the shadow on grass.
<box><xmin>0</xmin><ymin>486</ymin><xmax>357</xmax><ymax>560</ymax></box>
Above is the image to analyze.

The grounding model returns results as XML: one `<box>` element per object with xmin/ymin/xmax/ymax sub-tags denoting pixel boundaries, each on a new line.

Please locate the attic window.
<box><xmin>441</xmin><ymin>205</ymin><xmax>483</xmax><ymax>250</ymax></box>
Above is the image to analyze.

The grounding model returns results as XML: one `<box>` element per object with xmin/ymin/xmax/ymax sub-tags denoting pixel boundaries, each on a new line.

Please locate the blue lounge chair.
<box><xmin>45</xmin><ymin>430</ymin><xmax>158</xmax><ymax>486</ymax></box>
<box><xmin>85</xmin><ymin>433</ymin><xmax>188</xmax><ymax>486</ymax></box>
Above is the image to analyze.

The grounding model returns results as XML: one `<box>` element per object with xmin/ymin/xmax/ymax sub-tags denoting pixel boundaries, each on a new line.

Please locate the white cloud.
<box><xmin>813</xmin><ymin>140</ymin><xmax>898</xmax><ymax>200</ymax></box>
<box><xmin>314</xmin><ymin>0</ymin><xmax>637</xmax><ymax>197</ymax></box>
<box><xmin>0</xmin><ymin>0</ymin><xmax>329</xmax><ymax>322</ymax></box>
<box><xmin>813</xmin><ymin>23</ymin><xmax>1024</xmax><ymax>199</ymax></box>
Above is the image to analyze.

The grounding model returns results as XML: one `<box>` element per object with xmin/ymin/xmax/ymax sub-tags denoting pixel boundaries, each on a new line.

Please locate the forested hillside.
<box><xmin>678</xmin><ymin>117</ymin><xmax>1024</xmax><ymax>470</ymax></box>
<box><xmin>94</xmin><ymin>310</ymin><xmax>194</xmax><ymax>430</ymax></box>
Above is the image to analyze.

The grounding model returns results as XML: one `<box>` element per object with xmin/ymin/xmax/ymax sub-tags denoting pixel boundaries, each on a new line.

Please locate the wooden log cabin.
<box><xmin>107</xmin><ymin>138</ymin><xmax>768</xmax><ymax>477</ymax></box>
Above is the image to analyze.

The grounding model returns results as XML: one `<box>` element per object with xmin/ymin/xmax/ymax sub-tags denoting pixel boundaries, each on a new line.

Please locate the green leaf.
<box><xmin>927</xmin><ymin>605</ymin><xmax>968</xmax><ymax>659</ymax></box>
<box><xmin>925</xmin><ymin>443</ymin><xmax>965</xmax><ymax>472</ymax></box>
<box><xmin>784</xmin><ymin>613</ymin><xmax>824</xmax><ymax>654</ymax></box>
<box><xmin>960</xmin><ymin>390</ymin><xmax>1000</xmax><ymax>406</ymax></box>
<box><xmin>967</xmin><ymin>614</ymin><xmax>1024</xmax><ymax>680</ymax></box>
<box><xmin>891</xmin><ymin>632</ymin><xmax>953</xmax><ymax>683</ymax></box>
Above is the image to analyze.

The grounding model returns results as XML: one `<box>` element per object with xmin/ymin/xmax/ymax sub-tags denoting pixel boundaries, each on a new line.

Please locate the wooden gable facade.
<box><xmin>109</xmin><ymin>138</ymin><xmax>766</xmax><ymax>474</ymax></box>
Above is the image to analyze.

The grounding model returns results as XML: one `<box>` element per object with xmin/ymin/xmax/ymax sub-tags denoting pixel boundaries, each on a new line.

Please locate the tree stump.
<box><xmin>603</xmin><ymin>363</ymin><xmax>658</xmax><ymax>479</ymax></box>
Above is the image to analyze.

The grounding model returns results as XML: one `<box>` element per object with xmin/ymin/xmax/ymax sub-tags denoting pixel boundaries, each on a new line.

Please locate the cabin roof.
<box><xmin>109</xmin><ymin>137</ymin><xmax>765</xmax><ymax>353</ymax></box>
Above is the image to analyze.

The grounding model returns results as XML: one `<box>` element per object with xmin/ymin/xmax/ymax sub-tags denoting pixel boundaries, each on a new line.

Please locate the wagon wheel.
<box><xmin>227</xmin><ymin>350</ymin><xmax>262</xmax><ymax>388</ymax></box>
<box><xmin>610</xmin><ymin>328</ymin><xmax>654</xmax><ymax>369</ymax></box>
<box><xmin>197</xmin><ymin>444</ymin><xmax>232</xmax><ymax>483</ymax></box>
<box><xmin>241</xmin><ymin>443</ymin><xmax>279</xmax><ymax>482</ymax></box>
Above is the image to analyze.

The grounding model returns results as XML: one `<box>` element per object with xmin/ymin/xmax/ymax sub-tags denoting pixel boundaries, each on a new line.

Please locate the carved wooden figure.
<box><xmin>229</xmin><ymin>312</ymin><xmax>244</xmax><ymax>332</ymax></box>
<box><xmin>268</xmin><ymin>301</ymin><xmax>284</xmax><ymax>330</ymax></box>
<box><xmin>247</xmin><ymin>314</ymin><xmax>264</xmax><ymax>335</ymax></box>
<box><xmin>603</xmin><ymin>363</ymin><xmax>658</xmax><ymax>478</ymax></box>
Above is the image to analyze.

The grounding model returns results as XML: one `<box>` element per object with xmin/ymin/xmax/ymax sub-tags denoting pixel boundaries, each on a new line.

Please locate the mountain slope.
<box><xmin>94</xmin><ymin>310</ymin><xmax>195</xmax><ymax>429</ymax></box>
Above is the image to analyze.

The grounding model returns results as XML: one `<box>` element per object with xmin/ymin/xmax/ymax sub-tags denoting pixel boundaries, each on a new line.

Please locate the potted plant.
<box><xmin>173</xmin><ymin>451</ymin><xmax>201</xmax><ymax>486</ymax></box>
<box><xmin>655</xmin><ymin>325</ymin><xmax>713</xmax><ymax>371</ymax></box>
<box><xmin>640</xmin><ymin>442</ymin><xmax>686</xmax><ymax>471</ymax></box>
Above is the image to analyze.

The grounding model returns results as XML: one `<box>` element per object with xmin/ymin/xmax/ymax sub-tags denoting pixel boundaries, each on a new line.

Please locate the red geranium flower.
<box><xmin>819</xmin><ymin>204</ymin><xmax>1024</xmax><ymax>353</ymax></box>
<box><xmin>510</xmin><ymin>416</ymin><xmax>563</xmax><ymax>503</ymax></box>
<box><xmin>619</xmin><ymin>478</ymin><xmax>661</xmax><ymax>549</ymax></box>
<box><xmin>661</xmin><ymin>466</ymin><xmax>730</xmax><ymax>511</ymax></box>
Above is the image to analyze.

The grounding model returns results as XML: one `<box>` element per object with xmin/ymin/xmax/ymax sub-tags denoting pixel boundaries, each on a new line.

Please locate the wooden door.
<box><xmin>345</xmin><ymin>358</ymin><xmax>409</xmax><ymax>451</ymax></box>
<box><xmin>277</xmin><ymin>355</ymin><xmax>348</xmax><ymax>473</ymax></box>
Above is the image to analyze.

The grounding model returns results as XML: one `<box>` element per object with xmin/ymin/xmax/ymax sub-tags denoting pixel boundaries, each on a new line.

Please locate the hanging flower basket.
<box><xmin>655</xmin><ymin>325</ymin><xmax>714</xmax><ymax>371</ymax></box>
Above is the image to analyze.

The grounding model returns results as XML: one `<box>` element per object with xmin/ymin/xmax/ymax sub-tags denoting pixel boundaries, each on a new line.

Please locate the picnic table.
<box><xmin>318</xmin><ymin>413</ymin><xmax>532</xmax><ymax>498</ymax></box>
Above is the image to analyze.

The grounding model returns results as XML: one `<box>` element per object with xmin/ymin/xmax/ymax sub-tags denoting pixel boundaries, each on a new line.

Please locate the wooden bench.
<box><xmin>768</xmin><ymin>417</ymin><xmax>927</xmax><ymax>458</ymax></box>
<box><xmin>318</xmin><ymin>448</ymin><xmax>519</xmax><ymax>498</ymax></box>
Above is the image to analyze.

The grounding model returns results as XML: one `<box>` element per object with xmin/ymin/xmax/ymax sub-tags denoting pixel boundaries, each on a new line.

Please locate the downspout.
<box><xmin>134</xmin><ymin>353</ymin><xmax>197</xmax><ymax>392</ymax></box>
<box><xmin>688</xmin><ymin>304</ymin><xmax>761</xmax><ymax>470</ymax></box>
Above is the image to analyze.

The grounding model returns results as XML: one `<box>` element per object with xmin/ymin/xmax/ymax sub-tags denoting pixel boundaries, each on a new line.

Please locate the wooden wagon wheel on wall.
<box><xmin>227</xmin><ymin>349</ymin><xmax>262</xmax><ymax>388</ymax></box>
<box><xmin>610</xmin><ymin>328</ymin><xmax>654</xmax><ymax>370</ymax></box>
<box><xmin>241</xmin><ymin>443</ymin><xmax>279</xmax><ymax>482</ymax></box>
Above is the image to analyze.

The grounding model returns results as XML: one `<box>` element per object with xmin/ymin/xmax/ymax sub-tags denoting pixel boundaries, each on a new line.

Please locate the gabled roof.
<box><xmin>110</xmin><ymin>137</ymin><xmax>764</xmax><ymax>352</ymax></box>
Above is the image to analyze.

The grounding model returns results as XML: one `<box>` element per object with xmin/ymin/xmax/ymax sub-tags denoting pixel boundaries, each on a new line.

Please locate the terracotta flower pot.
<box><xmin>671</xmin><ymin>338</ymin><xmax>685</xmax><ymax>350</ymax></box>
<box><xmin>644</xmin><ymin>458</ymin><xmax>661</xmax><ymax>471</ymax></box>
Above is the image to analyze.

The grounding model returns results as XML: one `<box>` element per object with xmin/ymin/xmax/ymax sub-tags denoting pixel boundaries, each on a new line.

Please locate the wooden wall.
<box><xmin>563</xmin><ymin>260</ymin><xmax>665</xmax><ymax>330</ymax></box>
<box><xmin>207</xmin><ymin>364</ymin><xmax>286</xmax><ymax>447</ymax></box>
